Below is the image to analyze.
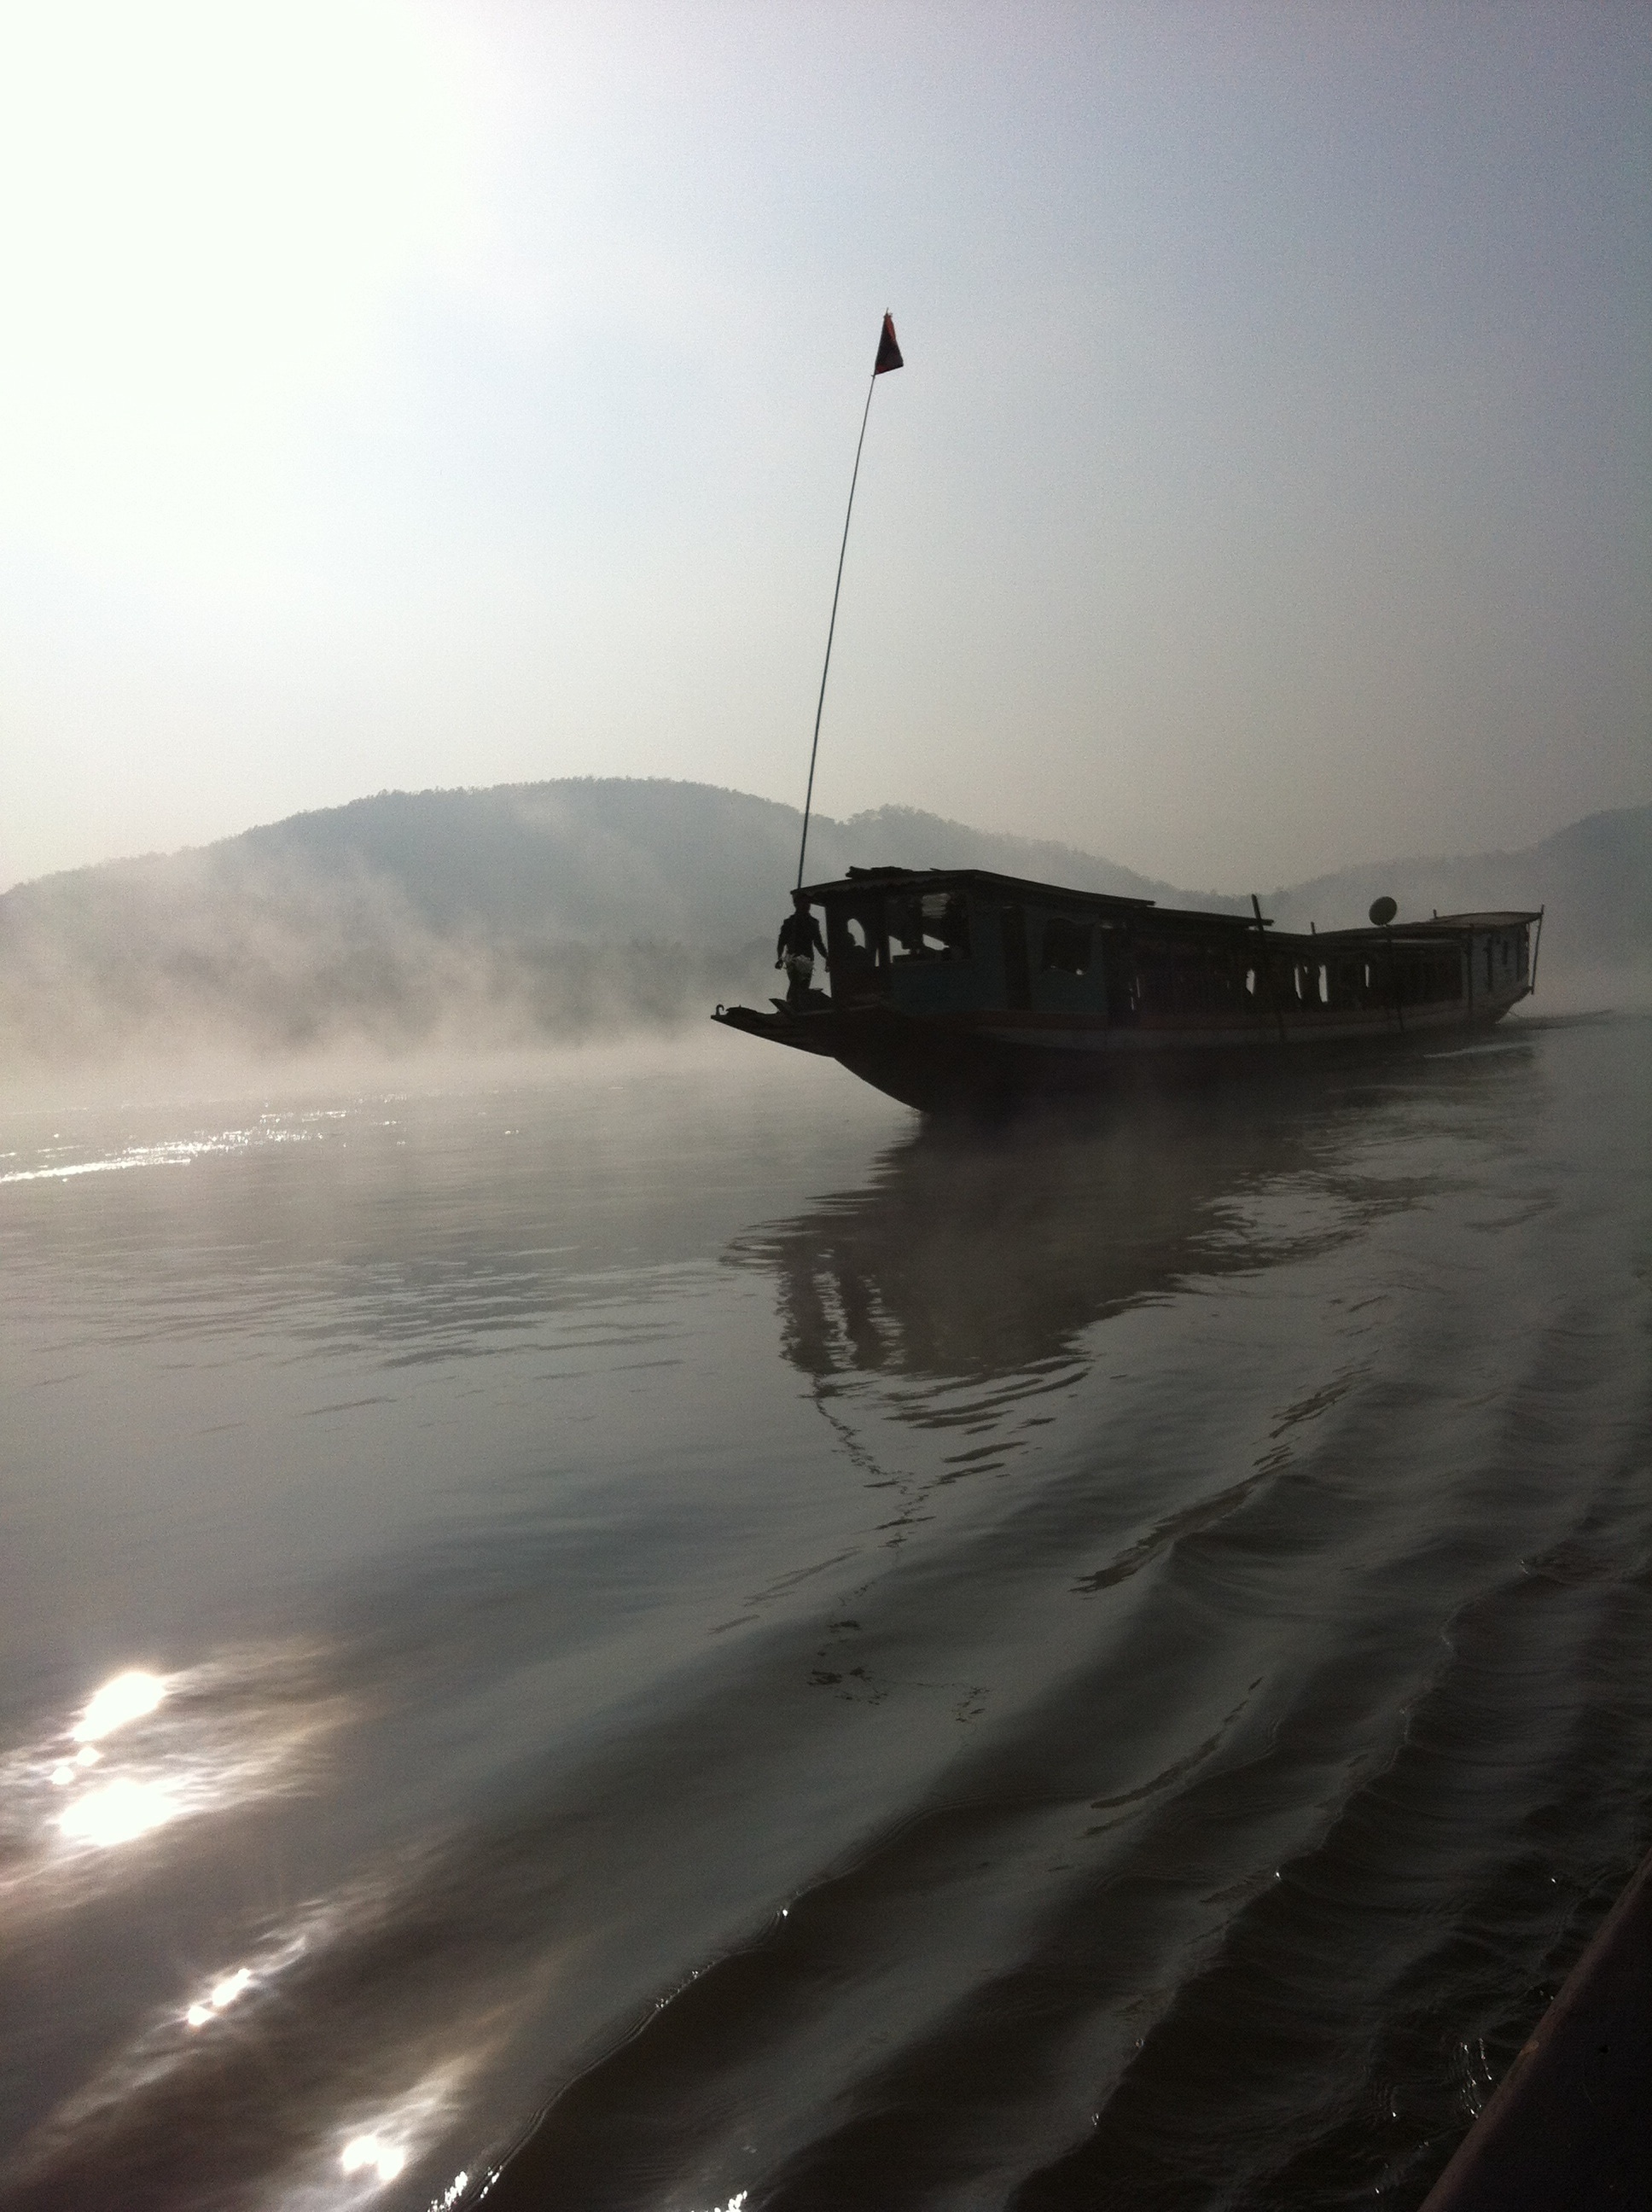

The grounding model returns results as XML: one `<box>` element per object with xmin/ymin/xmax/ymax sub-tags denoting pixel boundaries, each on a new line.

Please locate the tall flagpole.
<box><xmin>795</xmin><ymin>312</ymin><xmax>903</xmax><ymax>891</ymax></box>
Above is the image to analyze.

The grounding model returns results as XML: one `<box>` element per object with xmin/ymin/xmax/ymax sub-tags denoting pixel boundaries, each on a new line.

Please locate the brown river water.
<box><xmin>2</xmin><ymin>1013</ymin><xmax>1649</xmax><ymax>2211</ymax></box>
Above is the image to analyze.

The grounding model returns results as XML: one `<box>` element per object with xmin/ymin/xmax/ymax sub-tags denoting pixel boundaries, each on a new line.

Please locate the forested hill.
<box><xmin>2</xmin><ymin>779</ymin><xmax>1646</xmax><ymax>1068</ymax></box>
<box><xmin>1263</xmin><ymin>803</ymin><xmax>1652</xmax><ymax>982</ymax></box>
<box><xmin>229</xmin><ymin>779</ymin><xmax>1202</xmax><ymax>943</ymax></box>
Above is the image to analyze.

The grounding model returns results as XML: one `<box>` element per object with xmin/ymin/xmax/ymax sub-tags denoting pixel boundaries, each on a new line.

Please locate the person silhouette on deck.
<box><xmin>776</xmin><ymin>891</ymin><xmax>829</xmax><ymax>1008</ymax></box>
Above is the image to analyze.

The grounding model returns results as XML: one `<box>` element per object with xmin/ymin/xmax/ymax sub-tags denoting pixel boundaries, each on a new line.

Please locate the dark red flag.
<box><xmin>874</xmin><ymin>312</ymin><xmax>904</xmax><ymax>375</ymax></box>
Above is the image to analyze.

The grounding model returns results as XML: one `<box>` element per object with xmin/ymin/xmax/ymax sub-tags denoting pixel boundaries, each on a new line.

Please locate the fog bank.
<box><xmin>3</xmin><ymin>780</ymin><xmax>1645</xmax><ymax>1078</ymax></box>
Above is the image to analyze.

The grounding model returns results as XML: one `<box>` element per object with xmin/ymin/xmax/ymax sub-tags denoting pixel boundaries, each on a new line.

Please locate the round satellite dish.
<box><xmin>1369</xmin><ymin>896</ymin><xmax>1398</xmax><ymax>927</ymax></box>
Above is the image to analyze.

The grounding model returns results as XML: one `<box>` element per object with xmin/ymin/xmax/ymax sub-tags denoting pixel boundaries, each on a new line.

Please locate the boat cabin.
<box><xmin>800</xmin><ymin>866</ymin><xmax>1538</xmax><ymax>1031</ymax></box>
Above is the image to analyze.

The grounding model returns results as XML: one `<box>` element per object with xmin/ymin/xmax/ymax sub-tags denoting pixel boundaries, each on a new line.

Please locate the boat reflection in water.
<box><xmin>727</xmin><ymin>1065</ymin><xmax>1426</xmax><ymax>1438</ymax></box>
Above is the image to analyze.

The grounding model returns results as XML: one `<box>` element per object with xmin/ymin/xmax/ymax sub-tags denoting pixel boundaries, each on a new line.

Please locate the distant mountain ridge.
<box><xmin>2</xmin><ymin>780</ymin><xmax>1646</xmax><ymax>1068</ymax></box>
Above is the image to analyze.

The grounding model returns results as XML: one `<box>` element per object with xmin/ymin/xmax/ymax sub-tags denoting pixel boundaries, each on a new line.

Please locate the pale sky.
<box><xmin>2</xmin><ymin>0</ymin><xmax>1647</xmax><ymax>894</ymax></box>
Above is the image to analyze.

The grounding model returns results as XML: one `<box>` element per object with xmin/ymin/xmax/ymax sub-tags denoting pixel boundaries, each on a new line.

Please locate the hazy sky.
<box><xmin>2</xmin><ymin>0</ymin><xmax>1647</xmax><ymax>893</ymax></box>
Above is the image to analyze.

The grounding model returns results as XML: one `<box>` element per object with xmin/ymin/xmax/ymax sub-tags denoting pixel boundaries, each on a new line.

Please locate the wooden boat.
<box><xmin>713</xmin><ymin>865</ymin><xmax>1542</xmax><ymax>1113</ymax></box>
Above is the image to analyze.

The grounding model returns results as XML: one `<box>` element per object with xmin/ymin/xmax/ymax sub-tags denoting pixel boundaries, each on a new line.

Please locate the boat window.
<box><xmin>924</xmin><ymin>891</ymin><xmax>970</xmax><ymax>957</ymax></box>
<box><xmin>1137</xmin><ymin>945</ymin><xmax>1245</xmax><ymax>1015</ymax></box>
<box><xmin>1134</xmin><ymin>948</ymin><xmax>1174</xmax><ymax>1010</ymax></box>
<box><xmin>825</xmin><ymin>896</ymin><xmax>883</xmax><ymax>975</ymax></box>
<box><xmin>887</xmin><ymin>890</ymin><xmax>969</xmax><ymax>962</ymax></box>
<box><xmin>1395</xmin><ymin>950</ymin><xmax>1465</xmax><ymax>1005</ymax></box>
<box><xmin>1329</xmin><ymin>958</ymin><xmax>1365</xmax><ymax>1009</ymax></box>
<box><xmin>1001</xmin><ymin>906</ymin><xmax>1032</xmax><ymax>1007</ymax></box>
<box><xmin>1040</xmin><ymin>917</ymin><xmax>1092</xmax><ymax>975</ymax></box>
<box><xmin>1182</xmin><ymin>953</ymin><xmax>1245</xmax><ymax>1012</ymax></box>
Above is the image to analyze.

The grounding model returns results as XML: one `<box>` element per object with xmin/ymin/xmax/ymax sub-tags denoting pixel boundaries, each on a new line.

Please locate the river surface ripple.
<box><xmin>1</xmin><ymin>1016</ymin><xmax>1649</xmax><ymax>2211</ymax></box>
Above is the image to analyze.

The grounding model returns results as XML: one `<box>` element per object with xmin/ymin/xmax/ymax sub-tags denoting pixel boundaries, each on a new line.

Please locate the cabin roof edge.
<box><xmin>800</xmin><ymin>865</ymin><xmax>1282</xmax><ymax>931</ymax></box>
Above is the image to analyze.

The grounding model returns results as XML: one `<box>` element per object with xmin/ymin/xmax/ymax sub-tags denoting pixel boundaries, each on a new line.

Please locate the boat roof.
<box><xmin>1404</xmin><ymin>910</ymin><xmax>1543</xmax><ymax>928</ymax></box>
<box><xmin>1309</xmin><ymin>909</ymin><xmax>1544</xmax><ymax>947</ymax></box>
<box><xmin>799</xmin><ymin>864</ymin><xmax>1256</xmax><ymax>932</ymax></box>
<box><xmin>797</xmin><ymin>868</ymin><xmax>1541</xmax><ymax>941</ymax></box>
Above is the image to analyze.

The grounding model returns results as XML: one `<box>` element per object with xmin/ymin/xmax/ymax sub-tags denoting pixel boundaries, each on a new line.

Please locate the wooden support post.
<box><xmin>1250</xmin><ymin>894</ymin><xmax>1287</xmax><ymax>1045</ymax></box>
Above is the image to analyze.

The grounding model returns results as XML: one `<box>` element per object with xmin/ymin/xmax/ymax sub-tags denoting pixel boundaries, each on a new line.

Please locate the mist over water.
<box><xmin>2</xmin><ymin>1019</ymin><xmax>1649</xmax><ymax>2210</ymax></box>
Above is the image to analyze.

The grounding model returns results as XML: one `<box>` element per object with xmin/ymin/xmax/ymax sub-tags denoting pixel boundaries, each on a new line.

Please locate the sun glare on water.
<box><xmin>59</xmin><ymin>1777</ymin><xmax>177</xmax><ymax>1848</ymax></box>
<box><xmin>341</xmin><ymin>2133</ymin><xmax>406</xmax><ymax>2183</ymax></box>
<box><xmin>186</xmin><ymin>1965</ymin><xmax>254</xmax><ymax>2028</ymax></box>
<box><xmin>54</xmin><ymin>1670</ymin><xmax>176</xmax><ymax>1842</ymax></box>
<box><xmin>74</xmin><ymin>1668</ymin><xmax>167</xmax><ymax>1743</ymax></box>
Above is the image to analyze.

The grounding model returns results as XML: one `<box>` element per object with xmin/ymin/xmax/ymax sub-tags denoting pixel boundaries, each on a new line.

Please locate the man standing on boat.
<box><xmin>776</xmin><ymin>890</ymin><xmax>829</xmax><ymax>1008</ymax></box>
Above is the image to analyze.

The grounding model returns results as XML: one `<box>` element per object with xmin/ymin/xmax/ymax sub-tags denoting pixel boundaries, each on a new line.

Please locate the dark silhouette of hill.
<box><xmin>1</xmin><ymin>780</ymin><xmax>1645</xmax><ymax>1068</ymax></box>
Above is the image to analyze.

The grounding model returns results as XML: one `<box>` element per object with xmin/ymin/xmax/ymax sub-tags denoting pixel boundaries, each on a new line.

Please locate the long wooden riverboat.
<box><xmin>712</xmin><ymin>865</ymin><xmax>1542</xmax><ymax>1112</ymax></box>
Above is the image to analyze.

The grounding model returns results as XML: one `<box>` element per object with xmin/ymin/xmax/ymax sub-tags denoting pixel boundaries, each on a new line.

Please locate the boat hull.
<box><xmin>712</xmin><ymin>995</ymin><xmax>1529</xmax><ymax>1115</ymax></box>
